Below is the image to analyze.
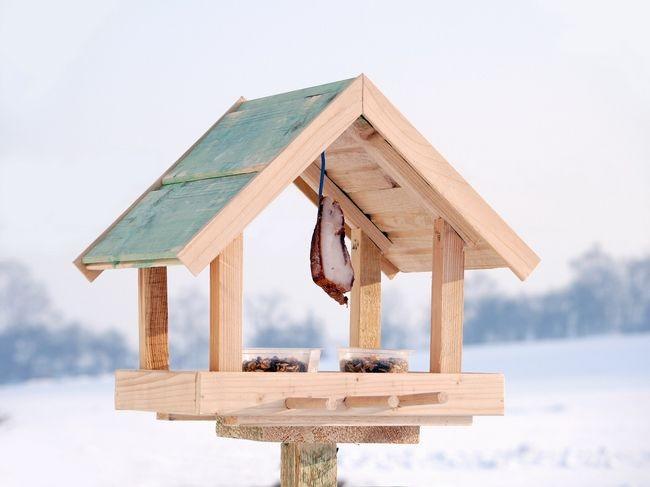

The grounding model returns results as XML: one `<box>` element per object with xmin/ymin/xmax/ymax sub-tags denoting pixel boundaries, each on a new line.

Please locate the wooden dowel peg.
<box><xmin>285</xmin><ymin>397</ymin><xmax>337</xmax><ymax>411</ymax></box>
<box><xmin>344</xmin><ymin>395</ymin><xmax>399</xmax><ymax>409</ymax></box>
<box><xmin>397</xmin><ymin>392</ymin><xmax>448</xmax><ymax>407</ymax></box>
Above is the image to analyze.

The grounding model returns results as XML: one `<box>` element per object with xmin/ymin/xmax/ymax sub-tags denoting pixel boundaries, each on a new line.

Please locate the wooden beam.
<box><xmin>430</xmin><ymin>219</ymin><xmax>465</xmax><ymax>373</ymax></box>
<box><xmin>177</xmin><ymin>76</ymin><xmax>363</xmax><ymax>275</ymax></box>
<box><xmin>74</xmin><ymin>97</ymin><xmax>246</xmax><ymax>282</ymax></box>
<box><xmin>281</xmin><ymin>443</ymin><xmax>337</xmax><ymax>487</ymax></box>
<box><xmin>138</xmin><ymin>267</ymin><xmax>169</xmax><ymax>370</ymax></box>
<box><xmin>361</xmin><ymin>75</ymin><xmax>540</xmax><ymax>280</ymax></box>
<box><xmin>209</xmin><ymin>234</ymin><xmax>243</xmax><ymax>372</ymax></box>
<box><xmin>293</xmin><ymin>177</ymin><xmax>399</xmax><ymax>279</ymax></box>
<box><xmin>115</xmin><ymin>370</ymin><xmax>504</xmax><ymax>417</ymax></box>
<box><xmin>86</xmin><ymin>259</ymin><xmax>181</xmax><ymax>271</ymax></box>
<box><xmin>349</xmin><ymin>229</ymin><xmax>382</xmax><ymax>348</ymax></box>
<box><xmin>300</xmin><ymin>163</ymin><xmax>393</xmax><ymax>254</ymax></box>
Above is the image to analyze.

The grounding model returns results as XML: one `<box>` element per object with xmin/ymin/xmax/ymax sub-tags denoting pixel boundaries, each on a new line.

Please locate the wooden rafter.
<box><xmin>74</xmin><ymin>97</ymin><xmax>246</xmax><ymax>282</ymax></box>
<box><xmin>177</xmin><ymin>77</ymin><xmax>364</xmax><ymax>275</ymax></box>
<box><xmin>76</xmin><ymin>74</ymin><xmax>538</xmax><ymax>282</ymax></box>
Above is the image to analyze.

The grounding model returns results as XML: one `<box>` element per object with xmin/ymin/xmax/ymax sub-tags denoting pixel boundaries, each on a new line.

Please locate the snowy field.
<box><xmin>1</xmin><ymin>334</ymin><xmax>649</xmax><ymax>486</ymax></box>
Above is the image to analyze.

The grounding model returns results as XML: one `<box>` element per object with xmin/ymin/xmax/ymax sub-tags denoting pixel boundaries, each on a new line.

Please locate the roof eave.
<box><xmin>176</xmin><ymin>75</ymin><xmax>364</xmax><ymax>276</ymax></box>
<box><xmin>360</xmin><ymin>74</ymin><xmax>540</xmax><ymax>281</ymax></box>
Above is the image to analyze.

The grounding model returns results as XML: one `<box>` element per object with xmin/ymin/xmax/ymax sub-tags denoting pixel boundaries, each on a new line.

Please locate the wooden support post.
<box><xmin>138</xmin><ymin>267</ymin><xmax>169</xmax><ymax>370</ymax></box>
<box><xmin>281</xmin><ymin>443</ymin><xmax>337</xmax><ymax>487</ymax></box>
<box><xmin>430</xmin><ymin>218</ymin><xmax>465</xmax><ymax>373</ymax></box>
<box><xmin>209</xmin><ymin>234</ymin><xmax>243</xmax><ymax>372</ymax></box>
<box><xmin>350</xmin><ymin>228</ymin><xmax>382</xmax><ymax>348</ymax></box>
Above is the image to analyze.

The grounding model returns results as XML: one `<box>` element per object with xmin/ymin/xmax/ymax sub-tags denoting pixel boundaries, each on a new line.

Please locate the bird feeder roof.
<box><xmin>76</xmin><ymin>75</ymin><xmax>539</xmax><ymax>282</ymax></box>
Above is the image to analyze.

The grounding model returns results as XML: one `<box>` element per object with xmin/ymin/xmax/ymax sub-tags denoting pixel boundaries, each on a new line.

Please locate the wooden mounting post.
<box><xmin>209</xmin><ymin>234</ymin><xmax>243</xmax><ymax>372</ymax></box>
<box><xmin>281</xmin><ymin>443</ymin><xmax>337</xmax><ymax>487</ymax></box>
<box><xmin>350</xmin><ymin>228</ymin><xmax>382</xmax><ymax>348</ymax></box>
<box><xmin>430</xmin><ymin>218</ymin><xmax>465</xmax><ymax>373</ymax></box>
<box><xmin>138</xmin><ymin>267</ymin><xmax>169</xmax><ymax>370</ymax></box>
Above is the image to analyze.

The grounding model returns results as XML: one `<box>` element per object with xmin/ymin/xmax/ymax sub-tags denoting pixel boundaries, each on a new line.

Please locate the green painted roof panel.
<box><xmin>162</xmin><ymin>78</ymin><xmax>353</xmax><ymax>184</ymax></box>
<box><xmin>82</xmin><ymin>173</ymin><xmax>255</xmax><ymax>264</ymax></box>
<box><xmin>82</xmin><ymin>78</ymin><xmax>354</xmax><ymax>265</ymax></box>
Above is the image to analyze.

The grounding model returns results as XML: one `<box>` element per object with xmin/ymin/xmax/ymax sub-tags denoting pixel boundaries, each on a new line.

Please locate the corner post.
<box><xmin>349</xmin><ymin>228</ymin><xmax>382</xmax><ymax>348</ymax></box>
<box><xmin>138</xmin><ymin>267</ymin><xmax>169</xmax><ymax>370</ymax></box>
<box><xmin>430</xmin><ymin>218</ymin><xmax>465</xmax><ymax>373</ymax></box>
<box><xmin>209</xmin><ymin>234</ymin><xmax>243</xmax><ymax>372</ymax></box>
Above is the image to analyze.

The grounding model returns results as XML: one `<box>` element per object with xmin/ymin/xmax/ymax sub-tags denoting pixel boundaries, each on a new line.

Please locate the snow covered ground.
<box><xmin>1</xmin><ymin>334</ymin><xmax>649</xmax><ymax>486</ymax></box>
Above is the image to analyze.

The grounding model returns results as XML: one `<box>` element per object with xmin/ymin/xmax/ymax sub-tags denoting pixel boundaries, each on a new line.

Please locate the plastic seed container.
<box><xmin>338</xmin><ymin>347</ymin><xmax>411</xmax><ymax>373</ymax></box>
<box><xmin>242</xmin><ymin>348</ymin><xmax>321</xmax><ymax>372</ymax></box>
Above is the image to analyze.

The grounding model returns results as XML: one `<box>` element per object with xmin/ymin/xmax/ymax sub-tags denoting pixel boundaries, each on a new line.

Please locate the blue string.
<box><xmin>318</xmin><ymin>151</ymin><xmax>326</xmax><ymax>200</ymax></box>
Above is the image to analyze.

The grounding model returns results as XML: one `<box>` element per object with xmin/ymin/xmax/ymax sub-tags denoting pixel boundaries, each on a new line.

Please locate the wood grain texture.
<box><xmin>75</xmin><ymin>97</ymin><xmax>245</xmax><ymax>280</ymax></box>
<box><xmin>209</xmin><ymin>234</ymin><xmax>243</xmax><ymax>372</ymax></box>
<box><xmin>370</xmin><ymin>211</ymin><xmax>436</xmax><ymax>232</ymax></box>
<box><xmin>361</xmin><ymin>75</ymin><xmax>539</xmax><ymax>280</ymax></box>
<box><xmin>138</xmin><ymin>268</ymin><xmax>169</xmax><ymax>370</ymax></box>
<box><xmin>177</xmin><ymin>76</ymin><xmax>364</xmax><ymax>275</ymax></box>
<box><xmin>347</xmin><ymin>187</ymin><xmax>422</xmax><ymax>214</ymax></box>
<box><xmin>82</xmin><ymin>174</ymin><xmax>255</xmax><ymax>265</ymax></box>
<box><xmin>430</xmin><ymin>219</ymin><xmax>465</xmax><ymax>373</ymax></box>
<box><xmin>322</xmin><ymin>118</ymin><xmax>510</xmax><ymax>273</ymax></box>
<box><xmin>163</xmin><ymin>79</ymin><xmax>354</xmax><ymax>185</ymax></box>
<box><xmin>115</xmin><ymin>370</ymin><xmax>198</xmax><ymax>414</ymax></box>
<box><xmin>325</xmin><ymin>167</ymin><xmax>398</xmax><ymax>192</ymax></box>
<box><xmin>349</xmin><ymin>229</ymin><xmax>382</xmax><ymax>348</ymax></box>
<box><xmin>115</xmin><ymin>370</ymin><xmax>503</xmax><ymax>418</ymax></box>
<box><xmin>281</xmin><ymin>443</ymin><xmax>337</xmax><ymax>487</ymax></box>
<box><xmin>216</xmin><ymin>419</ymin><xmax>419</xmax><ymax>444</ymax></box>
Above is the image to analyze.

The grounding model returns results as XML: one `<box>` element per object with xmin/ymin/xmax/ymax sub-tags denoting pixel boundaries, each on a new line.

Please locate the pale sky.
<box><xmin>1</xmin><ymin>0</ymin><xmax>649</xmax><ymax>344</ymax></box>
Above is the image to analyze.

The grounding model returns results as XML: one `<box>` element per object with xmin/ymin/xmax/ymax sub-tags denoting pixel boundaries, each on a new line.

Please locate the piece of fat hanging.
<box><xmin>310</xmin><ymin>196</ymin><xmax>355</xmax><ymax>305</ymax></box>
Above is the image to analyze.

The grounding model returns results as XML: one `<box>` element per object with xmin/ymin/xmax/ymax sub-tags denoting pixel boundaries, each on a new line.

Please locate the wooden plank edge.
<box><xmin>161</xmin><ymin>163</ymin><xmax>267</xmax><ymax>185</ymax></box>
<box><xmin>114</xmin><ymin>369</ymin><xmax>200</xmax><ymax>415</ymax></box>
<box><xmin>360</xmin><ymin>74</ymin><xmax>540</xmax><ymax>280</ymax></box>
<box><xmin>177</xmin><ymin>76</ymin><xmax>364</xmax><ymax>275</ymax></box>
<box><xmin>221</xmin><ymin>415</ymin><xmax>473</xmax><ymax>427</ymax></box>
<box><xmin>85</xmin><ymin>258</ymin><xmax>181</xmax><ymax>271</ymax></box>
<box><xmin>74</xmin><ymin>96</ymin><xmax>246</xmax><ymax>282</ymax></box>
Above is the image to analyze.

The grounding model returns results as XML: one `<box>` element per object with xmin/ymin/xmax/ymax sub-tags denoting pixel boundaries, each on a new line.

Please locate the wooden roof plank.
<box><xmin>163</xmin><ymin>79</ymin><xmax>354</xmax><ymax>185</ymax></box>
<box><xmin>176</xmin><ymin>76</ymin><xmax>364</xmax><ymax>275</ymax></box>
<box><xmin>74</xmin><ymin>96</ymin><xmax>246</xmax><ymax>280</ymax></box>
<box><xmin>361</xmin><ymin>75</ymin><xmax>540</xmax><ymax>280</ymax></box>
<box><xmin>82</xmin><ymin>173</ymin><xmax>256</xmax><ymax>265</ymax></box>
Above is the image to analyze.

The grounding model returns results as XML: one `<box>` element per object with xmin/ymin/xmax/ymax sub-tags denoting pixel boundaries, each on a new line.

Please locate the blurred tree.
<box><xmin>0</xmin><ymin>260</ymin><xmax>133</xmax><ymax>383</ymax></box>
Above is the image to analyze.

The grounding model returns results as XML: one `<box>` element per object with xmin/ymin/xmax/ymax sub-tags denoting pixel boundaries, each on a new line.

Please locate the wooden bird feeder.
<box><xmin>75</xmin><ymin>75</ymin><xmax>539</xmax><ymax>486</ymax></box>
